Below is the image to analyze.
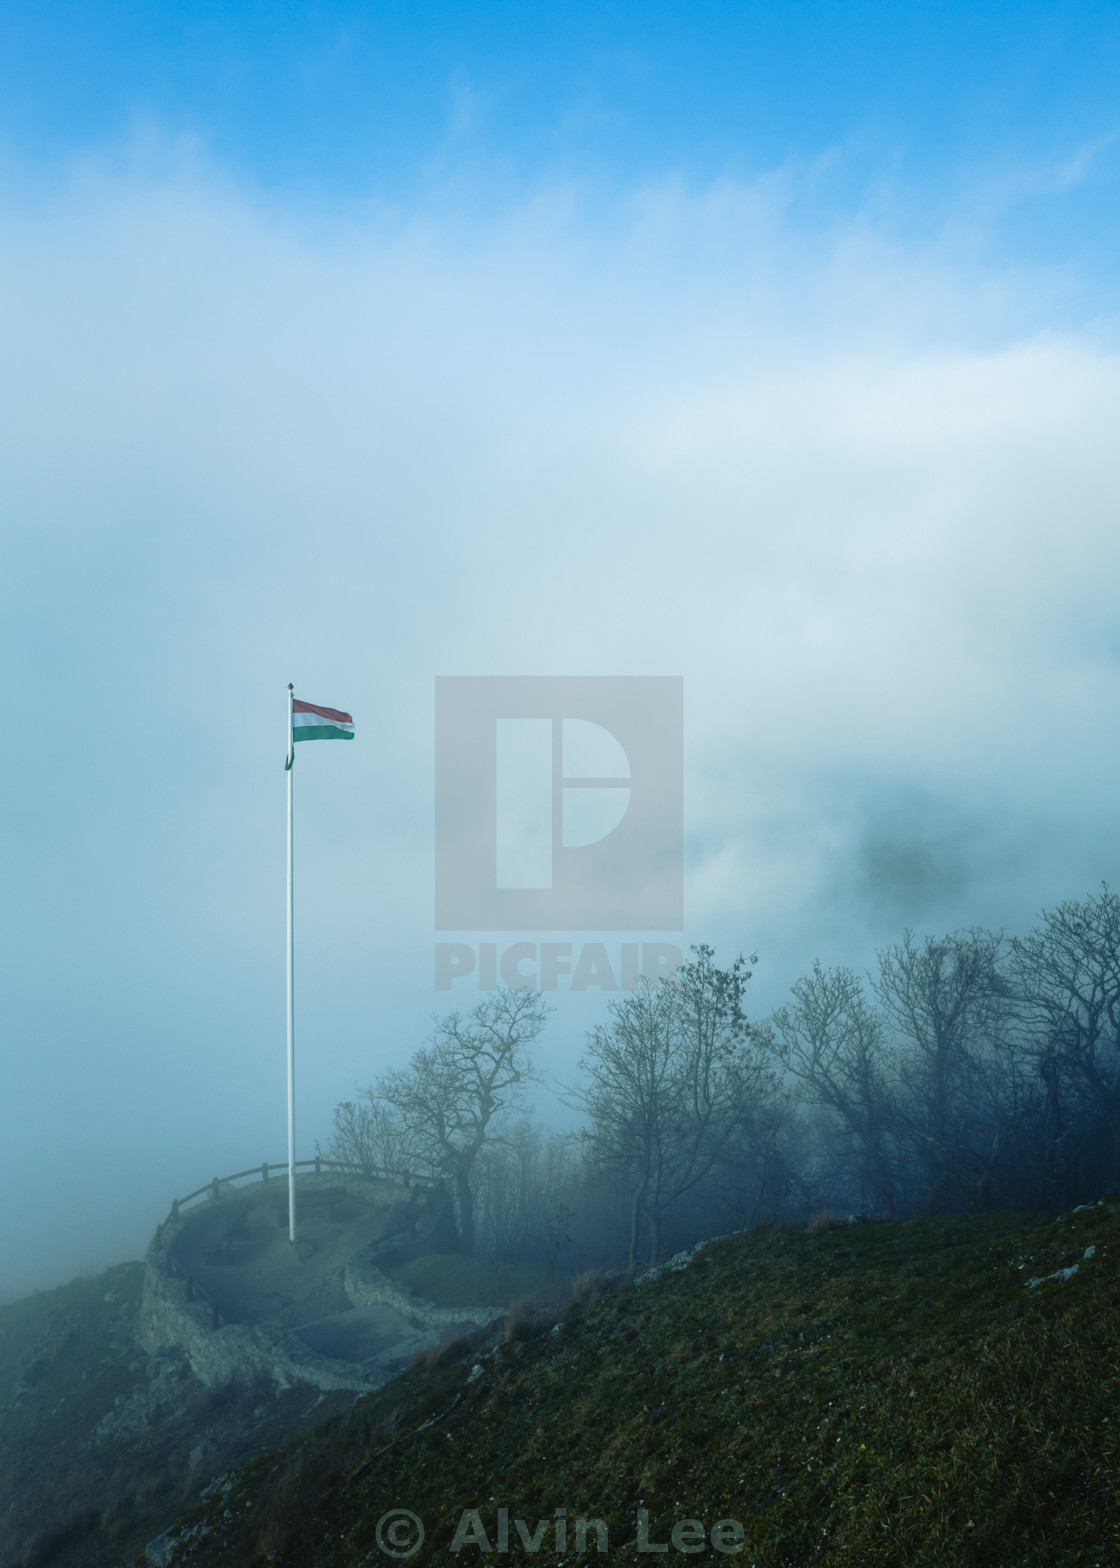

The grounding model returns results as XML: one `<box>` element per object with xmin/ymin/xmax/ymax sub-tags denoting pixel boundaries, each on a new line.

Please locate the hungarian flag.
<box><xmin>292</xmin><ymin>698</ymin><xmax>354</xmax><ymax>742</ymax></box>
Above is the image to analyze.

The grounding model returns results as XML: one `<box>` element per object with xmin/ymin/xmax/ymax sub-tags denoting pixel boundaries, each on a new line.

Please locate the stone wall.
<box><xmin>140</xmin><ymin>1216</ymin><xmax>383</xmax><ymax>1393</ymax></box>
<box><xmin>139</xmin><ymin>1179</ymin><xmax>505</xmax><ymax>1394</ymax></box>
<box><xmin>343</xmin><ymin>1253</ymin><xmax>506</xmax><ymax>1333</ymax></box>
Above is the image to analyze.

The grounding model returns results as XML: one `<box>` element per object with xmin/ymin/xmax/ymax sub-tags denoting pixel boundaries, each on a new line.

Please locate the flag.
<box><xmin>292</xmin><ymin>698</ymin><xmax>354</xmax><ymax>742</ymax></box>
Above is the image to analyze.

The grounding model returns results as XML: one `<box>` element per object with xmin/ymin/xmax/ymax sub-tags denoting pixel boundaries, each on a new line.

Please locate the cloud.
<box><xmin>2</xmin><ymin>146</ymin><xmax>1119</xmax><ymax>1292</ymax></box>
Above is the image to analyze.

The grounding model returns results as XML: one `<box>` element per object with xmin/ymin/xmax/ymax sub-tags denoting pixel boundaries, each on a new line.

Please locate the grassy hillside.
<box><xmin>0</xmin><ymin>1263</ymin><xmax>355</xmax><ymax>1568</ymax></box>
<box><xmin>168</xmin><ymin>1202</ymin><xmax>1120</xmax><ymax>1568</ymax></box>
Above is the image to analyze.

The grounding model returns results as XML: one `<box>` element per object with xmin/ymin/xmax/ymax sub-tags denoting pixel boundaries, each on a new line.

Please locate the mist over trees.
<box><xmin>571</xmin><ymin>946</ymin><xmax>776</xmax><ymax>1269</ymax></box>
<box><xmin>324</xmin><ymin>989</ymin><xmax>548</xmax><ymax>1252</ymax></box>
<box><xmin>326</xmin><ymin>885</ymin><xmax>1120</xmax><ymax>1274</ymax></box>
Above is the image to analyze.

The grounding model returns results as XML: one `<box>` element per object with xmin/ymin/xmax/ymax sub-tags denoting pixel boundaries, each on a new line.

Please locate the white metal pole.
<box><xmin>286</xmin><ymin>683</ymin><xmax>296</xmax><ymax>1244</ymax></box>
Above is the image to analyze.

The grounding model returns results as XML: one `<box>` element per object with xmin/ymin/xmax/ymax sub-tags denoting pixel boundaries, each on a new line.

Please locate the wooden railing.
<box><xmin>156</xmin><ymin>1159</ymin><xmax>442</xmax><ymax>1330</ymax></box>
<box><xmin>165</xmin><ymin>1156</ymin><xmax>439</xmax><ymax>1223</ymax></box>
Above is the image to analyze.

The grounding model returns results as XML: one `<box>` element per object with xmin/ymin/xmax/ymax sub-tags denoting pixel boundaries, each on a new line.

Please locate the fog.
<box><xmin>3</xmin><ymin>143</ymin><xmax>1120</xmax><ymax>1297</ymax></box>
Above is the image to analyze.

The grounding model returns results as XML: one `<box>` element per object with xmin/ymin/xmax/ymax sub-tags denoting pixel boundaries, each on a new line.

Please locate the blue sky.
<box><xmin>3</xmin><ymin>2</ymin><xmax>1120</xmax><ymax>241</ymax></box>
<box><xmin>2</xmin><ymin>2</ymin><xmax>1120</xmax><ymax>1296</ymax></box>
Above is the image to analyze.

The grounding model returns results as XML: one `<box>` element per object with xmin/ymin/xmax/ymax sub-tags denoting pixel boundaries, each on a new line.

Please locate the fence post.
<box><xmin>262</xmin><ymin>1162</ymin><xmax>269</xmax><ymax>1183</ymax></box>
<box><xmin>314</xmin><ymin>1155</ymin><xmax>321</xmax><ymax>1177</ymax></box>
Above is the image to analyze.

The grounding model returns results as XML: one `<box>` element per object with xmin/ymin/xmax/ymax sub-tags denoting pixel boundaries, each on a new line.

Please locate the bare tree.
<box><xmin>376</xmin><ymin>988</ymin><xmax>549</xmax><ymax>1252</ymax></box>
<box><xmin>575</xmin><ymin>978</ymin><xmax>677</xmax><ymax>1270</ymax></box>
<box><xmin>1011</xmin><ymin>884</ymin><xmax>1120</xmax><ymax>1198</ymax></box>
<box><xmin>322</xmin><ymin>1091</ymin><xmax>422</xmax><ymax>1179</ymax></box>
<box><xmin>472</xmin><ymin>1117</ymin><xmax>584</xmax><ymax>1267</ymax></box>
<box><xmin>770</xmin><ymin>961</ymin><xmax>901</xmax><ymax>1217</ymax></box>
<box><xmin>710</xmin><ymin>1085</ymin><xmax>803</xmax><ymax>1230</ymax></box>
<box><xmin>872</xmin><ymin>928</ymin><xmax>1016</xmax><ymax>1211</ymax></box>
<box><xmin>574</xmin><ymin>946</ymin><xmax>772</xmax><ymax>1269</ymax></box>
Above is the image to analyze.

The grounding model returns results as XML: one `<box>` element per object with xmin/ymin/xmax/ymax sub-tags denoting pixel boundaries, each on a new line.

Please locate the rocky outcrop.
<box><xmin>95</xmin><ymin>1348</ymin><xmax>197</xmax><ymax>1443</ymax></box>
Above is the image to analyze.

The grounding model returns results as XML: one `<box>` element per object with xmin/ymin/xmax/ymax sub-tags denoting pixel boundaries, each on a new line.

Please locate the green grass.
<box><xmin>168</xmin><ymin>1202</ymin><xmax>1120</xmax><ymax>1567</ymax></box>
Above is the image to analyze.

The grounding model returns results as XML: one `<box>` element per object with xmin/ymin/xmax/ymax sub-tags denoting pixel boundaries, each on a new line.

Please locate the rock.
<box><xmin>145</xmin><ymin>1528</ymin><xmax>180</xmax><ymax>1566</ymax></box>
<box><xmin>1025</xmin><ymin>1263</ymin><xmax>1079</xmax><ymax>1288</ymax></box>
<box><xmin>146</xmin><ymin>1522</ymin><xmax>211</xmax><ymax>1565</ymax></box>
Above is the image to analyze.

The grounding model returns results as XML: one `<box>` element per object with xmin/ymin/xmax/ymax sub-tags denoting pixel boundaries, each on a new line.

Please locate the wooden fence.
<box><xmin>165</xmin><ymin>1156</ymin><xmax>439</xmax><ymax>1223</ymax></box>
<box><xmin>155</xmin><ymin>1157</ymin><xmax>441</xmax><ymax>1331</ymax></box>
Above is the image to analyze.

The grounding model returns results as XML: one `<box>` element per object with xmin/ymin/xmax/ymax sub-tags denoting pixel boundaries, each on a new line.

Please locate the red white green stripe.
<box><xmin>292</xmin><ymin>698</ymin><xmax>354</xmax><ymax>742</ymax></box>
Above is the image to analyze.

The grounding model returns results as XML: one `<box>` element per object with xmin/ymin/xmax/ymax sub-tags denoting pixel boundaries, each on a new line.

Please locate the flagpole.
<box><xmin>285</xmin><ymin>683</ymin><xmax>296</xmax><ymax>1244</ymax></box>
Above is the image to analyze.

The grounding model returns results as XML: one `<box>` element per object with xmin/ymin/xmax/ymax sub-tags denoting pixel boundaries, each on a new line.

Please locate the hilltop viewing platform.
<box><xmin>139</xmin><ymin>1166</ymin><xmax>521</xmax><ymax>1393</ymax></box>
